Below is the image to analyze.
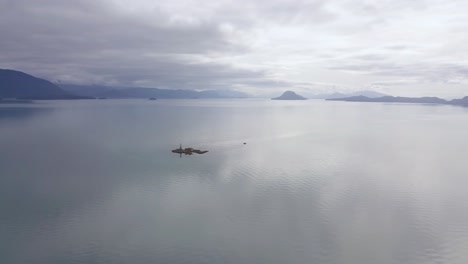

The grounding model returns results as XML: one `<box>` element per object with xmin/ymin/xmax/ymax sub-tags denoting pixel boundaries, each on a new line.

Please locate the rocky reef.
<box><xmin>172</xmin><ymin>145</ymin><xmax>208</xmax><ymax>156</ymax></box>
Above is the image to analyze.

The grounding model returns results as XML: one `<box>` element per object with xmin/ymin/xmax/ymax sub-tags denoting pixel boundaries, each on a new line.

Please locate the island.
<box><xmin>172</xmin><ymin>145</ymin><xmax>208</xmax><ymax>156</ymax></box>
<box><xmin>271</xmin><ymin>91</ymin><xmax>307</xmax><ymax>100</ymax></box>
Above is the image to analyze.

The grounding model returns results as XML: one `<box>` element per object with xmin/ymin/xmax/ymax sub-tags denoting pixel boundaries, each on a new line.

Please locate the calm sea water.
<box><xmin>1</xmin><ymin>99</ymin><xmax>468</xmax><ymax>264</ymax></box>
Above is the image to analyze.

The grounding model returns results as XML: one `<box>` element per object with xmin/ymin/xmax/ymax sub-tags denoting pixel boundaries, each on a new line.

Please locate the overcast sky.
<box><xmin>1</xmin><ymin>0</ymin><xmax>468</xmax><ymax>97</ymax></box>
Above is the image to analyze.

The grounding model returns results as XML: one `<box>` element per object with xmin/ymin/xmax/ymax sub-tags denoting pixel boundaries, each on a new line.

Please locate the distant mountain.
<box><xmin>327</xmin><ymin>96</ymin><xmax>449</xmax><ymax>104</ymax></box>
<box><xmin>58</xmin><ymin>84</ymin><xmax>249</xmax><ymax>99</ymax></box>
<box><xmin>309</xmin><ymin>92</ymin><xmax>347</xmax><ymax>99</ymax></box>
<box><xmin>310</xmin><ymin>90</ymin><xmax>388</xmax><ymax>99</ymax></box>
<box><xmin>198</xmin><ymin>89</ymin><xmax>248</xmax><ymax>99</ymax></box>
<box><xmin>58</xmin><ymin>84</ymin><xmax>114</xmax><ymax>98</ymax></box>
<box><xmin>272</xmin><ymin>91</ymin><xmax>307</xmax><ymax>100</ymax></box>
<box><xmin>0</xmin><ymin>69</ymin><xmax>88</xmax><ymax>99</ymax></box>
<box><xmin>450</xmin><ymin>96</ymin><xmax>468</xmax><ymax>107</ymax></box>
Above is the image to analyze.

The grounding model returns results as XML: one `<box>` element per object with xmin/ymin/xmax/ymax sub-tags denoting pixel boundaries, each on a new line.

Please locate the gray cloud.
<box><xmin>330</xmin><ymin>62</ymin><xmax>468</xmax><ymax>83</ymax></box>
<box><xmin>1</xmin><ymin>0</ymin><xmax>468</xmax><ymax>96</ymax></box>
<box><xmin>0</xmin><ymin>0</ymin><xmax>238</xmax><ymax>54</ymax></box>
<box><xmin>0</xmin><ymin>0</ymin><xmax>262</xmax><ymax>89</ymax></box>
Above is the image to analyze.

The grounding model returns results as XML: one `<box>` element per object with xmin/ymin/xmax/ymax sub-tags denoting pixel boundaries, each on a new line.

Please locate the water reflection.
<box><xmin>1</xmin><ymin>100</ymin><xmax>468</xmax><ymax>264</ymax></box>
<box><xmin>0</xmin><ymin>105</ymin><xmax>50</xmax><ymax>121</ymax></box>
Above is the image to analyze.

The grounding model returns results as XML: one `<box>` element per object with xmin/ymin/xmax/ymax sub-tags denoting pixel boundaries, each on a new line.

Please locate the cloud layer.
<box><xmin>1</xmin><ymin>0</ymin><xmax>468</xmax><ymax>97</ymax></box>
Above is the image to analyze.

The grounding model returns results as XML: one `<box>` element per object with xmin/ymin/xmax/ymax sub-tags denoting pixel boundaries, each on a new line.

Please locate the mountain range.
<box><xmin>2</xmin><ymin>69</ymin><xmax>467</xmax><ymax>106</ymax></box>
<box><xmin>309</xmin><ymin>90</ymin><xmax>388</xmax><ymax>99</ymax></box>
<box><xmin>0</xmin><ymin>69</ymin><xmax>249</xmax><ymax>100</ymax></box>
<box><xmin>328</xmin><ymin>96</ymin><xmax>468</xmax><ymax>107</ymax></box>
<box><xmin>58</xmin><ymin>84</ymin><xmax>249</xmax><ymax>99</ymax></box>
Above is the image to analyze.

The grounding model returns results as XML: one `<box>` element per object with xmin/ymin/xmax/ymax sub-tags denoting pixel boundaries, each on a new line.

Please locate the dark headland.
<box><xmin>0</xmin><ymin>69</ymin><xmax>90</xmax><ymax>100</ymax></box>
<box><xmin>272</xmin><ymin>91</ymin><xmax>307</xmax><ymax>100</ymax></box>
<box><xmin>328</xmin><ymin>95</ymin><xmax>468</xmax><ymax>107</ymax></box>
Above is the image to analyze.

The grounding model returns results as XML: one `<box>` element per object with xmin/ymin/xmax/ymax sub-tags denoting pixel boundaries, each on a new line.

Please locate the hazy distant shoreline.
<box><xmin>1</xmin><ymin>69</ymin><xmax>467</xmax><ymax>106</ymax></box>
<box><xmin>328</xmin><ymin>95</ymin><xmax>468</xmax><ymax>107</ymax></box>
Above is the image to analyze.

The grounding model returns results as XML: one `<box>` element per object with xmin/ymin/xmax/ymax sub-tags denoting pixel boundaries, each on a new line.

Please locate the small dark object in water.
<box><xmin>172</xmin><ymin>144</ymin><xmax>208</xmax><ymax>157</ymax></box>
<box><xmin>243</xmin><ymin>142</ymin><xmax>246</xmax><ymax>145</ymax></box>
<box><xmin>148</xmin><ymin>97</ymin><xmax>157</xmax><ymax>100</ymax></box>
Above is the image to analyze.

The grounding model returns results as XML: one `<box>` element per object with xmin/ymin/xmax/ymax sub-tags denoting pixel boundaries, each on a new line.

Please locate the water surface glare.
<box><xmin>1</xmin><ymin>99</ymin><xmax>468</xmax><ymax>264</ymax></box>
